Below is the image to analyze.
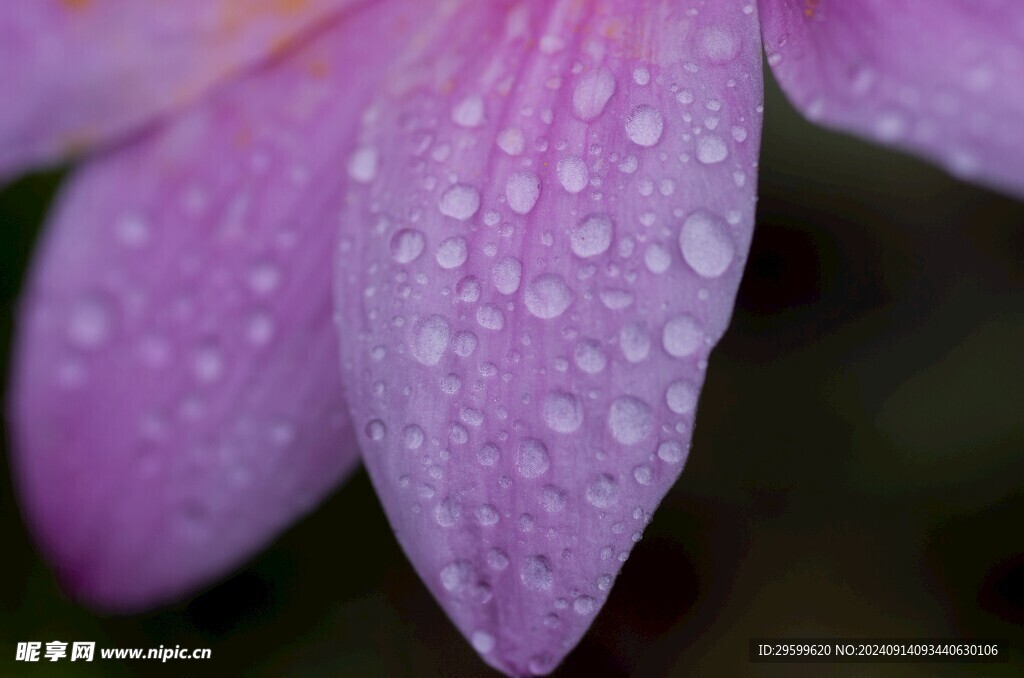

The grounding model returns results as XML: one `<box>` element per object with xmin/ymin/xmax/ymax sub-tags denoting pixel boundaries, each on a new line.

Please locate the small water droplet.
<box><xmin>666</xmin><ymin>380</ymin><xmax>698</xmax><ymax>414</ymax></box>
<box><xmin>556</xmin><ymin>155</ymin><xmax>588</xmax><ymax>194</ymax></box>
<box><xmin>347</xmin><ymin>147</ymin><xmax>378</xmax><ymax>183</ymax></box>
<box><xmin>585</xmin><ymin>474</ymin><xmax>618</xmax><ymax>509</ymax></box>
<box><xmin>543</xmin><ymin>391</ymin><xmax>583</xmax><ymax>433</ymax></box>
<box><xmin>506</xmin><ymin>171</ymin><xmax>541</xmax><ymax>215</ymax></box>
<box><xmin>435</xmin><ymin>237</ymin><xmax>468</xmax><ymax>269</ymax></box>
<box><xmin>679</xmin><ymin>210</ymin><xmax>734</xmax><ymax>278</ymax></box>
<box><xmin>451</xmin><ymin>94</ymin><xmax>485</xmax><ymax>127</ymax></box>
<box><xmin>390</xmin><ymin>229</ymin><xmax>426</xmax><ymax>264</ymax></box>
<box><xmin>520</xmin><ymin>555</ymin><xmax>554</xmax><ymax>591</ymax></box>
<box><xmin>662</xmin><ymin>315</ymin><xmax>702</xmax><ymax>358</ymax></box>
<box><xmin>492</xmin><ymin>256</ymin><xmax>522</xmax><ymax>294</ymax></box>
<box><xmin>410</xmin><ymin>315</ymin><xmax>450</xmax><ymax>366</ymax></box>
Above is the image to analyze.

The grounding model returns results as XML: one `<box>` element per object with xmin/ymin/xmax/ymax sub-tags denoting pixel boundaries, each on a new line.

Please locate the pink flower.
<box><xmin>4</xmin><ymin>1</ymin><xmax>1022</xmax><ymax>675</ymax></box>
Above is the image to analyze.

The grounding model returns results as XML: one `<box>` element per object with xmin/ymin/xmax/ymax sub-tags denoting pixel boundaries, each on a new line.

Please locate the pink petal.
<box><xmin>8</xmin><ymin>1</ymin><xmax>416</xmax><ymax>611</ymax></box>
<box><xmin>334</xmin><ymin>1</ymin><xmax>763</xmax><ymax>673</ymax></box>
<box><xmin>759</xmin><ymin>0</ymin><xmax>1024</xmax><ymax>197</ymax></box>
<box><xmin>0</xmin><ymin>0</ymin><xmax>362</xmax><ymax>178</ymax></box>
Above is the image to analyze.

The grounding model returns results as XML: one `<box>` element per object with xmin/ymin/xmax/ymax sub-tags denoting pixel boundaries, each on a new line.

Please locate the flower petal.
<box><xmin>334</xmin><ymin>1</ymin><xmax>763</xmax><ymax>673</ymax></box>
<box><xmin>759</xmin><ymin>0</ymin><xmax>1024</xmax><ymax>197</ymax></box>
<box><xmin>0</xmin><ymin>0</ymin><xmax>363</xmax><ymax>178</ymax></box>
<box><xmin>7</xmin><ymin>0</ymin><xmax>415</xmax><ymax>611</ymax></box>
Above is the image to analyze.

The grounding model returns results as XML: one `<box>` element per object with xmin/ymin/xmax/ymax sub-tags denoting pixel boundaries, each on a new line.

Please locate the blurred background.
<box><xmin>2</xmin><ymin>70</ymin><xmax>1022</xmax><ymax>676</ymax></box>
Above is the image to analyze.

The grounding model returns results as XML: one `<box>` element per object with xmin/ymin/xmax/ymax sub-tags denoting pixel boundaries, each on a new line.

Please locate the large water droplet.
<box><xmin>525</xmin><ymin>274</ymin><xmax>572</xmax><ymax>319</ymax></box>
<box><xmin>390</xmin><ymin>229</ymin><xmax>425</xmax><ymax>264</ymax></box>
<box><xmin>572</xmin><ymin>68</ymin><xmax>616</xmax><ymax>121</ymax></box>
<box><xmin>662</xmin><ymin>315</ymin><xmax>702</xmax><ymax>358</ymax></box>
<box><xmin>625</xmin><ymin>105</ymin><xmax>664</xmax><ymax>147</ymax></box>
<box><xmin>411</xmin><ymin>315</ymin><xmax>450</xmax><ymax>366</ymax></box>
<box><xmin>679</xmin><ymin>210</ymin><xmax>734</xmax><ymax>278</ymax></box>
<box><xmin>644</xmin><ymin>243</ymin><xmax>672</xmax><ymax>274</ymax></box>
<box><xmin>696</xmin><ymin>135</ymin><xmax>729</xmax><ymax>164</ymax></box>
<box><xmin>347</xmin><ymin>147</ymin><xmax>378</xmax><ymax>183</ymax></box>
<box><xmin>574</xmin><ymin>339</ymin><xmax>607</xmax><ymax>374</ymax></box>
<box><xmin>492</xmin><ymin>256</ymin><xmax>522</xmax><ymax>294</ymax></box>
<box><xmin>570</xmin><ymin>213</ymin><xmax>614</xmax><ymax>258</ymax></box>
<box><xmin>585</xmin><ymin>474</ymin><xmax>619</xmax><ymax>509</ymax></box>
<box><xmin>435</xmin><ymin>236</ymin><xmax>469</xmax><ymax>269</ymax></box>
<box><xmin>476</xmin><ymin>304</ymin><xmax>505</xmax><ymax>330</ymax></box>
<box><xmin>701</xmin><ymin>26</ymin><xmax>739</xmax><ymax>63</ymax></box>
<box><xmin>515</xmin><ymin>438</ymin><xmax>550</xmax><ymax>478</ymax></box>
<box><xmin>439</xmin><ymin>184</ymin><xmax>480</xmax><ymax>221</ymax></box>
<box><xmin>506</xmin><ymin>171</ymin><xmax>541</xmax><ymax>214</ymax></box>
<box><xmin>520</xmin><ymin>555</ymin><xmax>554</xmax><ymax>591</ymax></box>
<box><xmin>451</xmin><ymin>94</ymin><xmax>485</xmax><ymax>127</ymax></box>
<box><xmin>543</xmin><ymin>391</ymin><xmax>583</xmax><ymax>433</ymax></box>
<box><xmin>497</xmin><ymin>127</ymin><xmax>525</xmax><ymax>156</ymax></box>
<box><xmin>608</xmin><ymin>396</ymin><xmax>653</xmax><ymax>445</ymax></box>
<box><xmin>619</xmin><ymin>323</ymin><xmax>651</xmax><ymax>363</ymax></box>
<box><xmin>557</xmin><ymin>155</ymin><xmax>588</xmax><ymax>194</ymax></box>
<box><xmin>666</xmin><ymin>380</ymin><xmax>698</xmax><ymax>415</ymax></box>
<box><xmin>657</xmin><ymin>440</ymin><xmax>685</xmax><ymax>463</ymax></box>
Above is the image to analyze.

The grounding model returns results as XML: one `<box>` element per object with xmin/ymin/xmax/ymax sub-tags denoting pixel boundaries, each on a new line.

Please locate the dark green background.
<box><xmin>2</xmin><ymin>73</ymin><xmax>1022</xmax><ymax>676</ymax></box>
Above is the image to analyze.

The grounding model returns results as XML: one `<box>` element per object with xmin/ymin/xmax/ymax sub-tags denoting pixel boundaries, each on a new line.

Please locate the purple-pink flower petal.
<box><xmin>0</xmin><ymin>0</ymin><xmax>362</xmax><ymax>178</ymax></box>
<box><xmin>7</xmin><ymin>1</ymin><xmax>418</xmax><ymax>611</ymax></box>
<box><xmin>334</xmin><ymin>1</ymin><xmax>763</xmax><ymax>673</ymax></box>
<box><xmin>759</xmin><ymin>0</ymin><xmax>1024</xmax><ymax>197</ymax></box>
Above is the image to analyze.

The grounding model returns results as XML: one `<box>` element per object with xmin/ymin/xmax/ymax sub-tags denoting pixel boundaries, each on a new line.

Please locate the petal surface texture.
<box><xmin>759</xmin><ymin>0</ymin><xmax>1024</xmax><ymax>197</ymax></box>
<box><xmin>0</xmin><ymin>0</ymin><xmax>364</xmax><ymax>177</ymax></box>
<box><xmin>335</xmin><ymin>1</ymin><xmax>763</xmax><ymax>674</ymax></box>
<box><xmin>8</xmin><ymin>1</ymin><xmax>417</xmax><ymax>611</ymax></box>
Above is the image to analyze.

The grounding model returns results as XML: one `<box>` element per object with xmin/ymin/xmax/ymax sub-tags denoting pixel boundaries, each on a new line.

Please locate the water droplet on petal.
<box><xmin>696</xmin><ymin>135</ymin><xmax>729</xmax><ymax>164</ymax></box>
<box><xmin>657</xmin><ymin>440</ymin><xmax>685</xmax><ymax>463</ymax></box>
<box><xmin>666</xmin><ymin>380</ymin><xmax>698</xmax><ymax>414</ymax></box>
<box><xmin>492</xmin><ymin>256</ymin><xmax>522</xmax><ymax>294</ymax></box>
<box><xmin>390</xmin><ymin>229</ymin><xmax>426</xmax><ymax>264</ymax></box>
<box><xmin>557</xmin><ymin>156</ymin><xmax>588</xmax><ymax>194</ymax></box>
<box><xmin>679</xmin><ymin>210</ymin><xmax>734</xmax><ymax>278</ymax></box>
<box><xmin>619</xmin><ymin>323</ymin><xmax>651</xmax><ymax>363</ymax></box>
<box><xmin>515</xmin><ymin>438</ymin><xmax>550</xmax><ymax>478</ymax></box>
<box><xmin>525</xmin><ymin>274</ymin><xmax>572</xmax><ymax>319</ymax></box>
<box><xmin>439</xmin><ymin>184</ymin><xmax>480</xmax><ymax>221</ymax></box>
<box><xmin>472</xmin><ymin>631</ymin><xmax>496</xmax><ymax>654</ymax></box>
<box><xmin>625</xmin><ymin>105</ymin><xmax>664</xmax><ymax>147</ymax></box>
<box><xmin>436</xmin><ymin>237</ymin><xmax>469</xmax><ymax>269</ymax></box>
<box><xmin>608</xmin><ymin>396</ymin><xmax>653</xmax><ymax>445</ymax></box>
<box><xmin>520</xmin><ymin>555</ymin><xmax>554</xmax><ymax>591</ymax></box>
<box><xmin>572</xmin><ymin>68</ymin><xmax>616</xmax><ymax>121</ymax></box>
<box><xmin>662</xmin><ymin>315</ymin><xmax>702</xmax><ymax>358</ymax></box>
<box><xmin>506</xmin><ymin>171</ymin><xmax>541</xmax><ymax>215</ymax></box>
<box><xmin>585</xmin><ymin>474</ymin><xmax>619</xmax><ymax>509</ymax></box>
<box><xmin>451</xmin><ymin>94</ymin><xmax>485</xmax><ymax>127</ymax></box>
<box><xmin>570</xmin><ymin>213</ymin><xmax>614</xmax><ymax>258</ymax></box>
<box><xmin>543</xmin><ymin>391</ymin><xmax>583</xmax><ymax>433</ymax></box>
<box><xmin>347</xmin><ymin>147</ymin><xmax>378</xmax><ymax>183</ymax></box>
<box><xmin>411</xmin><ymin>315</ymin><xmax>450</xmax><ymax>366</ymax></box>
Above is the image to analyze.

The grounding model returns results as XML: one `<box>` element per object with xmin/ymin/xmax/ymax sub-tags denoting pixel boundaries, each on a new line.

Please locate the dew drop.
<box><xmin>625</xmin><ymin>105</ymin><xmax>664</xmax><ymax>147</ymax></box>
<box><xmin>440</xmin><ymin>560</ymin><xmax>473</xmax><ymax>592</ymax></box>
<box><xmin>696</xmin><ymin>135</ymin><xmax>729</xmax><ymax>164</ymax></box>
<box><xmin>478</xmin><ymin>443</ymin><xmax>500</xmax><ymax>466</ymax></box>
<box><xmin>701</xmin><ymin>26</ymin><xmax>739</xmax><ymax>63</ymax></box>
<box><xmin>524</xmin><ymin>274</ymin><xmax>572</xmax><ymax>319</ymax></box>
<box><xmin>451</xmin><ymin>94</ymin><xmax>485</xmax><ymax>127</ymax></box>
<box><xmin>472</xmin><ymin>631</ymin><xmax>496</xmax><ymax>654</ymax></box>
<box><xmin>619</xmin><ymin>323</ymin><xmax>651</xmax><ymax>363</ymax></box>
<box><xmin>439</xmin><ymin>184</ymin><xmax>481</xmax><ymax>221</ymax></box>
<box><xmin>487</xmin><ymin>548</ymin><xmax>510</xmax><ymax>570</ymax></box>
<box><xmin>403</xmin><ymin>424</ymin><xmax>425</xmax><ymax>449</ymax></box>
<box><xmin>364</xmin><ymin>419</ymin><xmax>386</xmax><ymax>441</ymax></box>
<box><xmin>608</xmin><ymin>396</ymin><xmax>653</xmax><ymax>445</ymax></box>
<box><xmin>662</xmin><ymin>315</ymin><xmax>702</xmax><ymax>358</ymax></box>
<box><xmin>506</xmin><ymin>171</ymin><xmax>541</xmax><ymax>214</ymax></box>
<box><xmin>570</xmin><ymin>213</ymin><xmax>614</xmax><ymax>258</ymax></box>
<box><xmin>633</xmin><ymin>465</ymin><xmax>653</xmax><ymax>485</ymax></box>
<box><xmin>585</xmin><ymin>474</ymin><xmax>619</xmax><ymax>509</ymax></box>
<box><xmin>497</xmin><ymin>127</ymin><xmax>526</xmax><ymax>156</ymax></box>
<box><xmin>679</xmin><ymin>210</ymin><xmax>734</xmax><ymax>277</ymax></box>
<box><xmin>657</xmin><ymin>440</ymin><xmax>685</xmax><ymax>463</ymax></box>
<box><xmin>410</xmin><ymin>315</ymin><xmax>450</xmax><ymax>366</ymax></box>
<box><xmin>573</xmin><ymin>595</ymin><xmax>597</xmax><ymax>616</ymax></box>
<box><xmin>476</xmin><ymin>304</ymin><xmax>505</xmax><ymax>330</ymax></box>
<box><xmin>666</xmin><ymin>380</ymin><xmax>698</xmax><ymax>415</ymax></box>
<box><xmin>543</xmin><ymin>391</ymin><xmax>583</xmax><ymax>433</ymax></box>
<box><xmin>434</xmin><ymin>497</ymin><xmax>461</xmax><ymax>527</ymax></box>
<box><xmin>347</xmin><ymin>147</ymin><xmax>378</xmax><ymax>183</ymax></box>
<box><xmin>520</xmin><ymin>555</ymin><xmax>554</xmax><ymax>591</ymax></box>
<box><xmin>492</xmin><ymin>256</ymin><xmax>523</xmax><ymax>294</ymax></box>
<box><xmin>557</xmin><ymin>155</ymin><xmax>588</xmax><ymax>194</ymax></box>
<box><xmin>455</xmin><ymin>276</ymin><xmax>481</xmax><ymax>303</ymax></box>
<box><xmin>515</xmin><ymin>438</ymin><xmax>550</xmax><ymax>478</ymax></box>
<box><xmin>644</xmin><ymin>243</ymin><xmax>671</xmax><ymax>274</ymax></box>
<box><xmin>452</xmin><ymin>330</ymin><xmax>479</xmax><ymax>357</ymax></box>
<box><xmin>572</xmin><ymin>68</ymin><xmax>616</xmax><ymax>121</ymax></box>
<box><xmin>475</xmin><ymin>504</ymin><xmax>500</xmax><ymax>527</ymax></box>
<box><xmin>540</xmin><ymin>485</ymin><xmax>567</xmax><ymax>513</ymax></box>
<box><xmin>574</xmin><ymin>339</ymin><xmax>607</xmax><ymax>374</ymax></box>
<box><xmin>390</xmin><ymin>229</ymin><xmax>426</xmax><ymax>264</ymax></box>
<box><xmin>67</xmin><ymin>296</ymin><xmax>113</xmax><ymax>349</ymax></box>
<box><xmin>435</xmin><ymin>237</ymin><xmax>469</xmax><ymax>269</ymax></box>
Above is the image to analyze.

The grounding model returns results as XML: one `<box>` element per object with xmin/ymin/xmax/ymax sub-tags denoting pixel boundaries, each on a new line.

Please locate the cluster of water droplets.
<box><xmin>338</xmin><ymin>2</ymin><xmax>760</xmax><ymax>669</ymax></box>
